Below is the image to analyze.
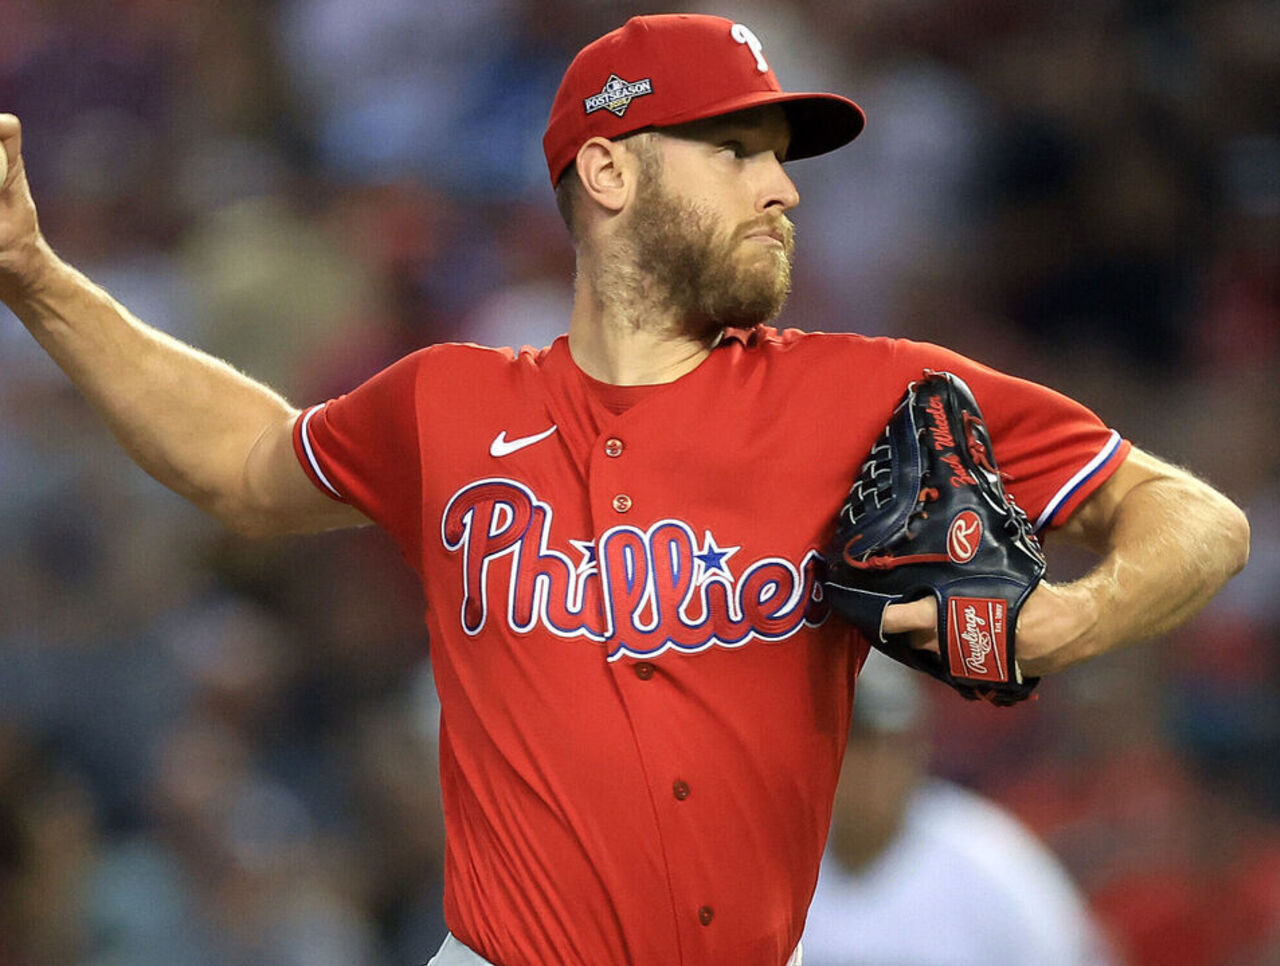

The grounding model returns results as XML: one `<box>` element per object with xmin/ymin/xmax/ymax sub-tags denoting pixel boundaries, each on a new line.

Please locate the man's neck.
<box><xmin>565</xmin><ymin>262</ymin><xmax>720</xmax><ymax>386</ymax></box>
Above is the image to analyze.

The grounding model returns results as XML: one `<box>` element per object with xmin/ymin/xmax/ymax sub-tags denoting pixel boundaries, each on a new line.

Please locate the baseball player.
<box><xmin>804</xmin><ymin>653</ymin><xmax>1118</xmax><ymax>966</ymax></box>
<box><xmin>0</xmin><ymin>13</ymin><xmax>1249</xmax><ymax>966</ymax></box>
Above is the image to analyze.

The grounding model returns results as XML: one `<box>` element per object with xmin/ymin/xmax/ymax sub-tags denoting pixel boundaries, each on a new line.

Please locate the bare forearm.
<box><xmin>1075</xmin><ymin>478</ymin><xmax>1247</xmax><ymax>648</ymax></box>
<box><xmin>2</xmin><ymin>114</ymin><xmax>361</xmax><ymax>536</ymax></box>
<box><xmin>1022</xmin><ymin>457</ymin><xmax>1251</xmax><ymax>673</ymax></box>
<box><xmin>10</xmin><ymin>244</ymin><xmax>299</xmax><ymax>529</ymax></box>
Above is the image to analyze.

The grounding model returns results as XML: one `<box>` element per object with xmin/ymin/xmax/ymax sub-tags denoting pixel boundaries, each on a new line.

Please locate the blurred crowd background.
<box><xmin>0</xmin><ymin>0</ymin><xmax>1276</xmax><ymax>964</ymax></box>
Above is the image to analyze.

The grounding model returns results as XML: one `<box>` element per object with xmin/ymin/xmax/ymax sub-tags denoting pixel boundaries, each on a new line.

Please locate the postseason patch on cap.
<box><xmin>583</xmin><ymin>74</ymin><xmax>654</xmax><ymax>117</ymax></box>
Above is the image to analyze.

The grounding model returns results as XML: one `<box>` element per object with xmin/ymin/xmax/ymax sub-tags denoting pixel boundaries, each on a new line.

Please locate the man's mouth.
<box><xmin>741</xmin><ymin>219</ymin><xmax>793</xmax><ymax>250</ymax></box>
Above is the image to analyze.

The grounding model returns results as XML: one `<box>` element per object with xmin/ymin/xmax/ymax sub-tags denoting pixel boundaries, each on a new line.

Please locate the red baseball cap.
<box><xmin>543</xmin><ymin>14</ymin><xmax>866</xmax><ymax>186</ymax></box>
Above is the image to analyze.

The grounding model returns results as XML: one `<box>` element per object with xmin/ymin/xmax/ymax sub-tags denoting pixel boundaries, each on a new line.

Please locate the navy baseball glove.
<box><xmin>824</xmin><ymin>371</ymin><xmax>1045</xmax><ymax>706</ymax></box>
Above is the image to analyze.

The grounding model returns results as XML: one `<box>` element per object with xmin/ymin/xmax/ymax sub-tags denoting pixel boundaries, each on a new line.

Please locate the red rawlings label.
<box><xmin>947</xmin><ymin>597</ymin><xmax>1008</xmax><ymax>682</ymax></box>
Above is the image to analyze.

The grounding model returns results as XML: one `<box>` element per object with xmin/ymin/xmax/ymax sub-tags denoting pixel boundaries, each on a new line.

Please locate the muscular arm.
<box><xmin>1016</xmin><ymin>446</ymin><xmax>1250</xmax><ymax>674</ymax></box>
<box><xmin>0</xmin><ymin>114</ymin><xmax>365</xmax><ymax>537</ymax></box>
<box><xmin>884</xmin><ymin>446</ymin><xmax>1251</xmax><ymax>676</ymax></box>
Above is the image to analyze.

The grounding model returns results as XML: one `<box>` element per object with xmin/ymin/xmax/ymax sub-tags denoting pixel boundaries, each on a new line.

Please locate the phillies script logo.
<box><xmin>946</xmin><ymin>510</ymin><xmax>982</xmax><ymax>563</ymax></box>
<box><xmin>946</xmin><ymin>597</ymin><xmax>1007</xmax><ymax>682</ymax></box>
<box><xmin>441</xmin><ymin>479</ymin><xmax>828</xmax><ymax>661</ymax></box>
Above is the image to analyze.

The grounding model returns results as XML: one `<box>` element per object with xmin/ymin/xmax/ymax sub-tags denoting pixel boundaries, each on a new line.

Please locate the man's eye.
<box><xmin>719</xmin><ymin>141</ymin><xmax>748</xmax><ymax>159</ymax></box>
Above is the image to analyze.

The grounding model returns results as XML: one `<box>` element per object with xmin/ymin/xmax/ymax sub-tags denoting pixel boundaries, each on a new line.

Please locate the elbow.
<box><xmin>209</xmin><ymin>492</ymin><xmax>366</xmax><ymax>538</ymax></box>
<box><xmin>207</xmin><ymin>496</ymin><xmax>293</xmax><ymax>539</ymax></box>
<box><xmin>1223</xmin><ymin>500</ymin><xmax>1251</xmax><ymax>578</ymax></box>
<box><xmin>222</xmin><ymin>512</ymin><xmax>285</xmax><ymax>540</ymax></box>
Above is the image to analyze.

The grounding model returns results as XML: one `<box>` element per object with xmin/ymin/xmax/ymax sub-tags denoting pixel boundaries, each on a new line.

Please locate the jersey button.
<box><xmin>604</xmin><ymin>437</ymin><xmax>624</xmax><ymax>458</ymax></box>
<box><xmin>672</xmin><ymin>780</ymin><xmax>690</xmax><ymax>801</ymax></box>
<box><xmin>612</xmin><ymin>493</ymin><xmax>632</xmax><ymax>513</ymax></box>
<box><xmin>634</xmin><ymin>662</ymin><xmax>655</xmax><ymax>680</ymax></box>
<box><xmin>698</xmin><ymin>906</ymin><xmax>715</xmax><ymax>926</ymax></box>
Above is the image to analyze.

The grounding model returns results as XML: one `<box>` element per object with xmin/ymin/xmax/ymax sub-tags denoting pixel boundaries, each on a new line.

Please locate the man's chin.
<box><xmin>740</xmin><ymin>243</ymin><xmax>791</xmax><ymax>282</ymax></box>
<box><xmin>741</xmin><ymin>271</ymin><xmax>791</xmax><ymax>322</ymax></box>
<box><xmin>717</xmin><ymin>291</ymin><xmax>789</xmax><ymax>330</ymax></box>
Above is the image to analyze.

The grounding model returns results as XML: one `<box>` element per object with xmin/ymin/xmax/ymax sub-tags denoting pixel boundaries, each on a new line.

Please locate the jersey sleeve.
<box><xmin>292</xmin><ymin>349</ymin><xmax>429</xmax><ymax>556</ymax></box>
<box><xmin>887</xmin><ymin>340</ymin><xmax>1131</xmax><ymax>532</ymax></box>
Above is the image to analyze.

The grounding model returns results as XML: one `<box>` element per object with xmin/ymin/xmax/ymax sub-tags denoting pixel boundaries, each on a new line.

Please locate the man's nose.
<box><xmin>759</xmin><ymin>156</ymin><xmax>800</xmax><ymax>213</ymax></box>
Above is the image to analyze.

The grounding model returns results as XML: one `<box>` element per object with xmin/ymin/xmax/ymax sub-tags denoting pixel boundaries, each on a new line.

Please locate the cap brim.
<box><xmin>652</xmin><ymin>90</ymin><xmax>865</xmax><ymax>162</ymax></box>
<box><xmin>776</xmin><ymin>93</ymin><xmax>866</xmax><ymax>162</ymax></box>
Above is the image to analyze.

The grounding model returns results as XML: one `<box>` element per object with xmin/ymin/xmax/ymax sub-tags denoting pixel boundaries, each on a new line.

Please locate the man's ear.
<box><xmin>574</xmin><ymin>137</ymin><xmax>637</xmax><ymax>216</ymax></box>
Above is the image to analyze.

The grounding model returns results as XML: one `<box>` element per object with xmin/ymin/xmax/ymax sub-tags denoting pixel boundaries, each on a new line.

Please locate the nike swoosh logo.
<box><xmin>489</xmin><ymin>425</ymin><xmax>558</xmax><ymax>458</ymax></box>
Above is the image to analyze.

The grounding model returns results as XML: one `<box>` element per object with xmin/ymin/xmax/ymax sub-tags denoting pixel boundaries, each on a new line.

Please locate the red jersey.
<box><xmin>293</xmin><ymin>326</ymin><xmax>1128</xmax><ymax>966</ymax></box>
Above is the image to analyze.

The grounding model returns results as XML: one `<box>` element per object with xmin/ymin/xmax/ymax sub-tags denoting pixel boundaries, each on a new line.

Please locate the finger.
<box><xmin>881</xmin><ymin>596</ymin><xmax>937</xmax><ymax>635</ymax></box>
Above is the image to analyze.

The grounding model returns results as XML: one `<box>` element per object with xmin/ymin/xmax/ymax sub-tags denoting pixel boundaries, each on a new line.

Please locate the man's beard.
<box><xmin>615</xmin><ymin>171</ymin><xmax>795</xmax><ymax>340</ymax></box>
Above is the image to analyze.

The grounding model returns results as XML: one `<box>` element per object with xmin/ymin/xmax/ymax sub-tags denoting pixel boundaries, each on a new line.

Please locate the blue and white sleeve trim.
<box><xmin>299</xmin><ymin>404</ymin><xmax>344</xmax><ymax>500</ymax></box>
<box><xmin>1033</xmin><ymin>430</ymin><xmax>1124</xmax><ymax>533</ymax></box>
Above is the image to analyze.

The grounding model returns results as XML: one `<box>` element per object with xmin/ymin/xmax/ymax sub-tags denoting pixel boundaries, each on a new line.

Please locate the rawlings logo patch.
<box><xmin>947</xmin><ymin>597</ymin><xmax>1007</xmax><ymax>682</ymax></box>
<box><xmin>584</xmin><ymin>74</ymin><xmax>654</xmax><ymax>117</ymax></box>
<box><xmin>947</xmin><ymin>511</ymin><xmax>982</xmax><ymax>563</ymax></box>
